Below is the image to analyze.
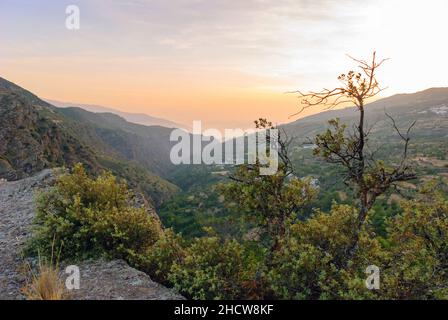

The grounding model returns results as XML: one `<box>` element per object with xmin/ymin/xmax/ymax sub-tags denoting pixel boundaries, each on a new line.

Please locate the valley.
<box><xmin>2</xmin><ymin>76</ymin><xmax>447</xmax><ymax>239</ymax></box>
<box><xmin>1</xmin><ymin>76</ymin><xmax>447</xmax><ymax>300</ymax></box>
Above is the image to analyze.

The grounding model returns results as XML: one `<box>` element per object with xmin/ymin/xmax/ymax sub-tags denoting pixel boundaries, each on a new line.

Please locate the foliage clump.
<box><xmin>168</xmin><ymin>232</ymin><xmax>262</xmax><ymax>300</ymax></box>
<box><xmin>381</xmin><ymin>182</ymin><xmax>448</xmax><ymax>299</ymax></box>
<box><xmin>219</xmin><ymin>118</ymin><xmax>318</xmax><ymax>250</ymax></box>
<box><xmin>267</xmin><ymin>204</ymin><xmax>386</xmax><ymax>299</ymax></box>
<box><xmin>140</xmin><ymin>229</ymin><xmax>186</xmax><ymax>285</ymax></box>
<box><xmin>27</xmin><ymin>164</ymin><xmax>162</xmax><ymax>264</ymax></box>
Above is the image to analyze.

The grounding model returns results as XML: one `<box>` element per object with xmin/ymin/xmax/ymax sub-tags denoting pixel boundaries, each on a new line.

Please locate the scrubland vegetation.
<box><xmin>25</xmin><ymin>54</ymin><xmax>448</xmax><ymax>300</ymax></box>
<box><xmin>26</xmin><ymin>163</ymin><xmax>447</xmax><ymax>300</ymax></box>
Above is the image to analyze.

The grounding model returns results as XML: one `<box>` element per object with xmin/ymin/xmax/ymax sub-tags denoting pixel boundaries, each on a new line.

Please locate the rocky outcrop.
<box><xmin>67</xmin><ymin>260</ymin><xmax>182</xmax><ymax>300</ymax></box>
<box><xmin>0</xmin><ymin>170</ymin><xmax>52</xmax><ymax>299</ymax></box>
<box><xmin>0</xmin><ymin>169</ymin><xmax>183</xmax><ymax>300</ymax></box>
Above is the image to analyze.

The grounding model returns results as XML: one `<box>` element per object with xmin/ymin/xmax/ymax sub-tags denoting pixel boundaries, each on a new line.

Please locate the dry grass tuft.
<box><xmin>22</xmin><ymin>261</ymin><xmax>65</xmax><ymax>300</ymax></box>
<box><xmin>22</xmin><ymin>240</ymin><xmax>66</xmax><ymax>300</ymax></box>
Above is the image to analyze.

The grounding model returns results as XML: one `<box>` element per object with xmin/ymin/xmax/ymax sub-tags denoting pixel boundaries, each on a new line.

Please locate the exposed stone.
<box><xmin>65</xmin><ymin>260</ymin><xmax>183</xmax><ymax>300</ymax></box>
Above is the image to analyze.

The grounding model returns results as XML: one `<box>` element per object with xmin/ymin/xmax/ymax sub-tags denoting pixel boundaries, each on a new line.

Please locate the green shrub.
<box><xmin>382</xmin><ymin>182</ymin><xmax>448</xmax><ymax>299</ymax></box>
<box><xmin>27</xmin><ymin>164</ymin><xmax>162</xmax><ymax>263</ymax></box>
<box><xmin>267</xmin><ymin>204</ymin><xmax>386</xmax><ymax>300</ymax></box>
<box><xmin>168</xmin><ymin>234</ymin><xmax>262</xmax><ymax>300</ymax></box>
<box><xmin>140</xmin><ymin>229</ymin><xmax>186</xmax><ymax>285</ymax></box>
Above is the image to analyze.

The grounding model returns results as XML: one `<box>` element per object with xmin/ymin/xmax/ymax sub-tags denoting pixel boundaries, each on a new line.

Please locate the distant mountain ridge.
<box><xmin>282</xmin><ymin>87</ymin><xmax>448</xmax><ymax>145</ymax></box>
<box><xmin>47</xmin><ymin>99</ymin><xmax>188</xmax><ymax>130</ymax></box>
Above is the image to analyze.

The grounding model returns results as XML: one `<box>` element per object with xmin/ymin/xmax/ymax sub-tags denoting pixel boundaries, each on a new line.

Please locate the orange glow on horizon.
<box><xmin>1</xmin><ymin>0</ymin><xmax>448</xmax><ymax>130</ymax></box>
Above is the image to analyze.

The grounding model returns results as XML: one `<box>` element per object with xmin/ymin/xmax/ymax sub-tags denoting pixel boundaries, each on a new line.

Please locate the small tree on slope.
<box><xmin>294</xmin><ymin>52</ymin><xmax>417</xmax><ymax>264</ymax></box>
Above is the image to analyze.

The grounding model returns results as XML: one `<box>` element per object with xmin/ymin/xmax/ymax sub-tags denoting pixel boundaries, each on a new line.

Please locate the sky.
<box><xmin>1</xmin><ymin>0</ymin><xmax>448</xmax><ymax>131</ymax></box>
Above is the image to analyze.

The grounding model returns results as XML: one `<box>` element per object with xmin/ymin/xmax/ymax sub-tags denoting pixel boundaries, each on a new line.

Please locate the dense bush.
<box><xmin>140</xmin><ymin>229</ymin><xmax>186</xmax><ymax>285</ymax></box>
<box><xmin>168</xmin><ymin>234</ymin><xmax>263</xmax><ymax>300</ymax></box>
<box><xmin>381</xmin><ymin>183</ymin><xmax>448</xmax><ymax>299</ymax></box>
<box><xmin>267</xmin><ymin>204</ymin><xmax>386</xmax><ymax>300</ymax></box>
<box><xmin>267</xmin><ymin>184</ymin><xmax>448</xmax><ymax>300</ymax></box>
<box><xmin>27</xmin><ymin>164</ymin><xmax>162</xmax><ymax>263</ymax></box>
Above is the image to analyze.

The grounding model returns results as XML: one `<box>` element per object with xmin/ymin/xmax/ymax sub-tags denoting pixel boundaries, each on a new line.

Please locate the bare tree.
<box><xmin>294</xmin><ymin>52</ymin><xmax>417</xmax><ymax>263</ymax></box>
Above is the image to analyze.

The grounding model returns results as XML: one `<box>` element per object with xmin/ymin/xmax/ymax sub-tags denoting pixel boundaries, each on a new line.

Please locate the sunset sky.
<box><xmin>1</xmin><ymin>0</ymin><xmax>448</xmax><ymax>130</ymax></box>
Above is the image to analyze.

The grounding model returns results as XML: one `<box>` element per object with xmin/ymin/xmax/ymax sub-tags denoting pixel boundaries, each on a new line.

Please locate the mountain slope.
<box><xmin>0</xmin><ymin>78</ymin><xmax>99</xmax><ymax>180</ymax></box>
<box><xmin>283</xmin><ymin>88</ymin><xmax>448</xmax><ymax>149</ymax></box>
<box><xmin>56</xmin><ymin>107</ymin><xmax>179</xmax><ymax>177</ymax></box>
<box><xmin>0</xmin><ymin>77</ymin><xmax>179</xmax><ymax>206</ymax></box>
